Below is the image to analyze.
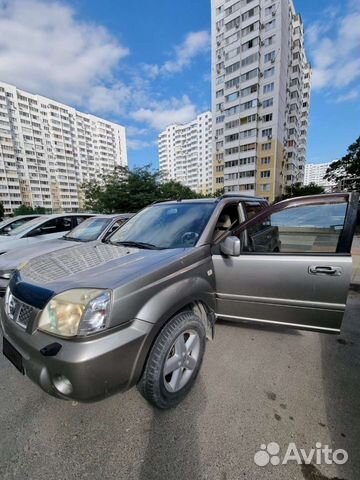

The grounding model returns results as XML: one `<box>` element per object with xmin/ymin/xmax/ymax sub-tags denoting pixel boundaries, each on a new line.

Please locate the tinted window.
<box><xmin>244</xmin><ymin>202</ymin><xmax>347</xmax><ymax>253</ymax></box>
<box><xmin>109</xmin><ymin>203</ymin><xmax>215</xmax><ymax>249</ymax></box>
<box><xmin>28</xmin><ymin>217</ymin><xmax>72</xmax><ymax>237</ymax></box>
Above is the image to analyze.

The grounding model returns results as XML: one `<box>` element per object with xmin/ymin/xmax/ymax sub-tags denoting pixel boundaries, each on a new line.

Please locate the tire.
<box><xmin>138</xmin><ymin>311</ymin><xmax>206</xmax><ymax>409</ymax></box>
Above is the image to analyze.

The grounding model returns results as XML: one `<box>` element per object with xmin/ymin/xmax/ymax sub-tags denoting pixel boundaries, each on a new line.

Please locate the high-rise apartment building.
<box><xmin>211</xmin><ymin>0</ymin><xmax>311</xmax><ymax>201</ymax></box>
<box><xmin>304</xmin><ymin>162</ymin><xmax>336</xmax><ymax>191</ymax></box>
<box><xmin>0</xmin><ymin>81</ymin><xmax>127</xmax><ymax>214</ymax></box>
<box><xmin>158</xmin><ymin>111</ymin><xmax>213</xmax><ymax>194</ymax></box>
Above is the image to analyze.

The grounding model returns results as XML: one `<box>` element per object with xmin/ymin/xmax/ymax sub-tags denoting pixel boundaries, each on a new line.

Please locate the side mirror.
<box><xmin>220</xmin><ymin>236</ymin><xmax>241</xmax><ymax>256</ymax></box>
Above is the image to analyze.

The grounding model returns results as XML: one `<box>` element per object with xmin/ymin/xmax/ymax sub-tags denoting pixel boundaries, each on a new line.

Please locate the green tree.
<box><xmin>283</xmin><ymin>182</ymin><xmax>325</xmax><ymax>199</ymax></box>
<box><xmin>13</xmin><ymin>204</ymin><xmax>47</xmax><ymax>215</ymax></box>
<box><xmin>0</xmin><ymin>201</ymin><xmax>4</xmax><ymax>219</ymax></box>
<box><xmin>158</xmin><ymin>179</ymin><xmax>199</xmax><ymax>200</ymax></box>
<box><xmin>324</xmin><ymin>135</ymin><xmax>360</xmax><ymax>191</ymax></box>
<box><xmin>81</xmin><ymin>165</ymin><xmax>203</xmax><ymax>213</ymax></box>
<box><xmin>14</xmin><ymin>204</ymin><xmax>35</xmax><ymax>215</ymax></box>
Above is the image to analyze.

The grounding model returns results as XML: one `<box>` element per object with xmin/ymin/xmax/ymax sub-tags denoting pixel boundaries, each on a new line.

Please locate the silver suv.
<box><xmin>1</xmin><ymin>193</ymin><xmax>358</xmax><ymax>408</ymax></box>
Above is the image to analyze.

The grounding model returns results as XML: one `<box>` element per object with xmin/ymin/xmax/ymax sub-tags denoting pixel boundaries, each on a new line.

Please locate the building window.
<box><xmin>261</xmin><ymin>142</ymin><xmax>272</xmax><ymax>151</ymax></box>
<box><xmin>263</xmin><ymin>82</ymin><xmax>274</xmax><ymax>94</ymax></box>
<box><xmin>260</xmin><ymin>184</ymin><xmax>271</xmax><ymax>192</ymax></box>
<box><xmin>262</xmin><ymin>98</ymin><xmax>274</xmax><ymax>108</ymax></box>
<box><xmin>241</xmin><ymin>52</ymin><xmax>259</xmax><ymax>67</ymax></box>
<box><xmin>262</xmin><ymin>128</ymin><xmax>272</xmax><ymax>138</ymax></box>
<box><xmin>264</xmin><ymin>67</ymin><xmax>275</xmax><ymax>78</ymax></box>
<box><xmin>241</xmin><ymin>69</ymin><xmax>258</xmax><ymax>84</ymax></box>
<box><xmin>263</xmin><ymin>113</ymin><xmax>273</xmax><ymax>122</ymax></box>
<box><xmin>225</xmin><ymin>92</ymin><xmax>240</xmax><ymax>102</ymax></box>
<box><xmin>261</xmin><ymin>156</ymin><xmax>271</xmax><ymax>164</ymax></box>
<box><xmin>260</xmin><ymin>170</ymin><xmax>271</xmax><ymax>178</ymax></box>
<box><xmin>264</xmin><ymin>51</ymin><xmax>275</xmax><ymax>63</ymax></box>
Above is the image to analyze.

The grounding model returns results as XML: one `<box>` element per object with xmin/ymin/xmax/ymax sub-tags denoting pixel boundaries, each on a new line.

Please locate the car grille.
<box><xmin>16</xmin><ymin>302</ymin><xmax>34</xmax><ymax>329</ymax></box>
<box><xmin>6</xmin><ymin>293</ymin><xmax>35</xmax><ymax>330</ymax></box>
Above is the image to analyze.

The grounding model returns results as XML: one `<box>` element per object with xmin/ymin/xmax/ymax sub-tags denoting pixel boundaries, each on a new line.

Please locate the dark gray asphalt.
<box><xmin>1</xmin><ymin>292</ymin><xmax>359</xmax><ymax>480</ymax></box>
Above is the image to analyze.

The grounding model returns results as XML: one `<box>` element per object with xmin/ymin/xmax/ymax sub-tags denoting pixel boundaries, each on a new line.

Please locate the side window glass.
<box><xmin>28</xmin><ymin>218</ymin><xmax>58</xmax><ymax>237</ymax></box>
<box><xmin>244</xmin><ymin>202</ymin><xmax>347</xmax><ymax>253</ymax></box>
<box><xmin>213</xmin><ymin>204</ymin><xmax>240</xmax><ymax>243</ymax></box>
<box><xmin>104</xmin><ymin>221</ymin><xmax>121</xmax><ymax>240</ymax></box>
<box><xmin>56</xmin><ymin>217</ymin><xmax>72</xmax><ymax>232</ymax></box>
<box><xmin>76</xmin><ymin>216</ymin><xmax>88</xmax><ymax>225</ymax></box>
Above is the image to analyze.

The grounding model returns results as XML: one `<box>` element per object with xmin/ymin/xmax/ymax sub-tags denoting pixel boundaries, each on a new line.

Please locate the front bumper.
<box><xmin>1</xmin><ymin>304</ymin><xmax>153</xmax><ymax>402</ymax></box>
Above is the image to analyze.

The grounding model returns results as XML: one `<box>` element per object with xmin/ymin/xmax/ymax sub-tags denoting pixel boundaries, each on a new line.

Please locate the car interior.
<box><xmin>212</xmin><ymin>204</ymin><xmax>240</xmax><ymax>243</ymax></box>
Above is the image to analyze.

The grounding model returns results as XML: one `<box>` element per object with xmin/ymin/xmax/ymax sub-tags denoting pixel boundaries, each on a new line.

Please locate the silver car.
<box><xmin>1</xmin><ymin>193</ymin><xmax>358</xmax><ymax>409</ymax></box>
<box><xmin>0</xmin><ymin>214</ymin><xmax>133</xmax><ymax>296</ymax></box>
<box><xmin>0</xmin><ymin>213</ymin><xmax>93</xmax><ymax>255</ymax></box>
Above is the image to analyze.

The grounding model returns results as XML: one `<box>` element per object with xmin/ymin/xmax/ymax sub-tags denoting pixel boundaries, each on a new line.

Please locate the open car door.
<box><xmin>212</xmin><ymin>193</ymin><xmax>359</xmax><ymax>333</ymax></box>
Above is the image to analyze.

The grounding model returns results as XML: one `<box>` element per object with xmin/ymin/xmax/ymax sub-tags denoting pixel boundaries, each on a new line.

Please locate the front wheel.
<box><xmin>138</xmin><ymin>311</ymin><xmax>206</xmax><ymax>409</ymax></box>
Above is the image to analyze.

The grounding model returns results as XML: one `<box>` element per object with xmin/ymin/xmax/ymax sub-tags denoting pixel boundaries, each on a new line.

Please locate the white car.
<box><xmin>0</xmin><ymin>214</ymin><xmax>133</xmax><ymax>296</ymax></box>
<box><xmin>0</xmin><ymin>213</ymin><xmax>93</xmax><ymax>255</ymax></box>
<box><xmin>0</xmin><ymin>215</ymin><xmax>40</xmax><ymax>235</ymax></box>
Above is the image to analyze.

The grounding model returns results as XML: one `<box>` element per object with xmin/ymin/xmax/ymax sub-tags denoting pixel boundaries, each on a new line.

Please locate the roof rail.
<box><xmin>218</xmin><ymin>193</ymin><xmax>265</xmax><ymax>201</ymax></box>
<box><xmin>151</xmin><ymin>198</ymin><xmax>182</xmax><ymax>204</ymax></box>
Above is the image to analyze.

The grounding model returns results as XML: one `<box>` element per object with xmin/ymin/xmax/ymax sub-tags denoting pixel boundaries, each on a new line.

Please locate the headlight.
<box><xmin>38</xmin><ymin>289</ymin><xmax>111</xmax><ymax>337</ymax></box>
<box><xmin>0</xmin><ymin>270</ymin><xmax>14</xmax><ymax>280</ymax></box>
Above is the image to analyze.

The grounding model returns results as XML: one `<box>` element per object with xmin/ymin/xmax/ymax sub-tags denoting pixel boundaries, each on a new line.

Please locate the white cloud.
<box><xmin>126</xmin><ymin>126</ymin><xmax>149</xmax><ymax>137</ymax></box>
<box><xmin>0</xmin><ymin>0</ymin><xmax>129</xmax><ymax>113</ymax></box>
<box><xmin>131</xmin><ymin>96</ymin><xmax>198</xmax><ymax>131</ymax></box>
<box><xmin>307</xmin><ymin>4</ymin><xmax>360</xmax><ymax>90</ymax></box>
<box><xmin>0</xmin><ymin>1</ymin><xmax>208</xmax><ymax>152</ymax></box>
<box><xmin>334</xmin><ymin>89</ymin><xmax>359</xmax><ymax>103</ymax></box>
<box><xmin>143</xmin><ymin>30</ymin><xmax>210</xmax><ymax>78</ymax></box>
<box><xmin>127</xmin><ymin>138</ymin><xmax>156</xmax><ymax>150</ymax></box>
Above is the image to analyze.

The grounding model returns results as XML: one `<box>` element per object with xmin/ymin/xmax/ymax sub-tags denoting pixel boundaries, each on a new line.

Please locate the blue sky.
<box><xmin>0</xmin><ymin>0</ymin><xmax>359</xmax><ymax>169</ymax></box>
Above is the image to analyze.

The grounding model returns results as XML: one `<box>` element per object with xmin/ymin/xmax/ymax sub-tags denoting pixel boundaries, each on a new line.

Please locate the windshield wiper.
<box><xmin>62</xmin><ymin>236</ymin><xmax>84</xmax><ymax>242</ymax></box>
<box><xmin>109</xmin><ymin>240</ymin><xmax>161</xmax><ymax>250</ymax></box>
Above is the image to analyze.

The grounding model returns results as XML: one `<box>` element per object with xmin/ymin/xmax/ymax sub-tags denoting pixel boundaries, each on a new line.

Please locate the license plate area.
<box><xmin>3</xmin><ymin>337</ymin><xmax>24</xmax><ymax>374</ymax></box>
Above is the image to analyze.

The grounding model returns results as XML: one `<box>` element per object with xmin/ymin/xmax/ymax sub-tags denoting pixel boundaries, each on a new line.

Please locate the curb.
<box><xmin>350</xmin><ymin>283</ymin><xmax>360</xmax><ymax>293</ymax></box>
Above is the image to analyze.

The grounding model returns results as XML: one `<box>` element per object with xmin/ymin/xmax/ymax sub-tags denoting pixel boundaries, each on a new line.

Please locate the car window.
<box><xmin>109</xmin><ymin>203</ymin><xmax>216</xmax><ymax>249</ymax></box>
<box><xmin>243</xmin><ymin>202</ymin><xmax>348</xmax><ymax>253</ymax></box>
<box><xmin>65</xmin><ymin>217</ymin><xmax>112</xmax><ymax>241</ymax></box>
<box><xmin>212</xmin><ymin>204</ymin><xmax>240</xmax><ymax>243</ymax></box>
<box><xmin>0</xmin><ymin>218</ymin><xmax>28</xmax><ymax>234</ymax></box>
<box><xmin>75</xmin><ymin>216</ymin><xmax>90</xmax><ymax>225</ymax></box>
<box><xmin>8</xmin><ymin>216</ymin><xmax>50</xmax><ymax>235</ymax></box>
<box><xmin>243</xmin><ymin>202</ymin><xmax>270</xmax><ymax>236</ymax></box>
<box><xmin>28</xmin><ymin>217</ymin><xmax>73</xmax><ymax>237</ymax></box>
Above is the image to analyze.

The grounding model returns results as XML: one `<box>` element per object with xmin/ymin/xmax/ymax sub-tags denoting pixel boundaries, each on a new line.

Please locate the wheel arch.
<box><xmin>127</xmin><ymin>277</ymin><xmax>215</xmax><ymax>388</ymax></box>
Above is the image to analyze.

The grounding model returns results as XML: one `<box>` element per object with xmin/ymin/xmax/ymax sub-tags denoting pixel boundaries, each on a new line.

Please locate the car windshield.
<box><xmin>108</xmin><ymin>203</ymin><xmax>215</xmax><ymax>249</ymax></box>
<box><xmin>64</xmin><ymin>217</ymin><xmax>112</xmax><ymax>242</ymax></box>
<box><xmin>7</xmin><ymin>216</ymin><xmax>49</xmax><ymax>236</ymax></box>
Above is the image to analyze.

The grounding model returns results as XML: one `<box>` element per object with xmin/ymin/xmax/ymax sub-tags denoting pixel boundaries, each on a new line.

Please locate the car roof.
<box><xmin>152</xmin><ymin>194</ymin><xmax>267</xmax><ymax>206</ymax></box>
<box><xmin>91</xmin><ymin>213</ymin><xmax>134</xmax><ymax>219</ymax></box>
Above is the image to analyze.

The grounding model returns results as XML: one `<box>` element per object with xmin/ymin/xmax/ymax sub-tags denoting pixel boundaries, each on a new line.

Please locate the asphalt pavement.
<box><xmin>1</xmin><ymin>292</ymin><xmax>359</xmax><ymax>480</ymax></box>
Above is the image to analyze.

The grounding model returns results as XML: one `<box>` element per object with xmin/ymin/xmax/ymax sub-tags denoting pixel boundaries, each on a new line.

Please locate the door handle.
<box><xmin>308</xmin><ymin>265</ymin><xmax>343</xmax><ymax>276</ymax></box>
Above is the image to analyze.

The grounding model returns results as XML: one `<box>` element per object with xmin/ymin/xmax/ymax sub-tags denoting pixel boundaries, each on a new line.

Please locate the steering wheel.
<box><xmin>181</xmin><ymin>231</ymin><xmax>199</xmax><ymax>245</ymax></box>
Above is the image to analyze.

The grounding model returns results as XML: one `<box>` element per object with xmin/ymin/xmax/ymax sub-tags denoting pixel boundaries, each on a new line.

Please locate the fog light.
<box><xmin>53</xmin><ymin>375</ymin><xmax>73</xmax><ymax>395</ymax></box>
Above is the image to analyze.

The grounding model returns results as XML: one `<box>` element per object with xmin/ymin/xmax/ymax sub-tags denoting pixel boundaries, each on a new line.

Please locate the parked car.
<box><xmin>0</xmin><ymin>215</ymin><xmax>40</xmax><ymax>236</ymax></box>
<box><xmin>1</xmin><ymin>193</ymin><xmax>358</xmax><ymax>409</ymax></box>
<box><xmin>0</xmin><ymin>213</ymin><xmax>93</xmax><ymax>255</ymax></box>
<box><xmin>0</xmin><ymin>214</ymin><xmax>133</xmax><ymax>296</ymax></box>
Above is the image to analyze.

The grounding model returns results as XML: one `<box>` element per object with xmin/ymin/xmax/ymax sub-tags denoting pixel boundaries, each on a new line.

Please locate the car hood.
<box><xmin>11</xmin><ymin>243</ymin><xmax>189</xmax><ymax>308</ymax></box>
<box><xmin>0</xmin><ymin>237</ymin><xmax>21</xmax><ymax>252</ymax></box>
<box><xmin>0</xmin><ymin>238</ymin><xmax>79</xmax><ymax>271</ymax></box>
